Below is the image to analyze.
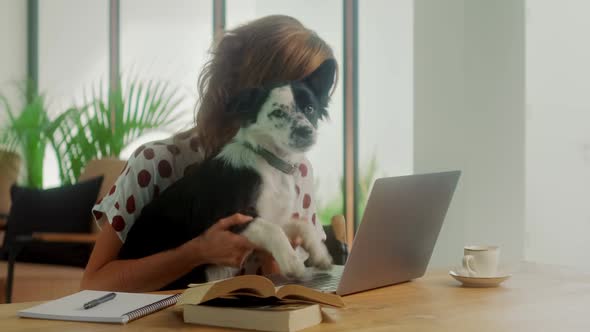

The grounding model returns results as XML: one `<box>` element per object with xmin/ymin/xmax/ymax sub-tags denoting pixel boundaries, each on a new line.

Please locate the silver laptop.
<box><xmin>272</xmin><ymin>170</ymin><xmax>460</xmax><ymax>295</ymax></box>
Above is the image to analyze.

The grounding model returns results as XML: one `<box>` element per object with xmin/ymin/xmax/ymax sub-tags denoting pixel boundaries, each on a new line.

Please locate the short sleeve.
<box><xmin>91</xmin><ymin>138</ymin><xmax>199</xmax><ymax>242</ymax></box>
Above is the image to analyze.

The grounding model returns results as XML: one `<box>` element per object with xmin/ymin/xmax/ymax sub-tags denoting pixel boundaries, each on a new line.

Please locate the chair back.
<box><xmin>323</xmin><ymin>215</ymin><xmax>349</xmax><ymax>265</ymax></box>
<box><xmin>78</xmin><ymin>158</ymin><xmax>126</xmax><ymax>233</ymax></box>
<box><xmin>0</xmin><ymin>151</ymin><xmax>21</xmax><ymax>216</ymax></box>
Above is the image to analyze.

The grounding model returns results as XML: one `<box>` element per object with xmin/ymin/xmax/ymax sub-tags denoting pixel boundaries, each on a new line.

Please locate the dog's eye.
<box><xmin>304</xmin><ymin>105</ymin><xmax>314</xmax><ymax>114</ymax></box>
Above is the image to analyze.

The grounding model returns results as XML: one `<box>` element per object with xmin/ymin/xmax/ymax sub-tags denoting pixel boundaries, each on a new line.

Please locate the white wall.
<box><xmin>525</xmin><ymin>0</ymin><xmax>590</xmax><ymax>268</ymax></box>
<box><xmin>0</xmin><ymin>0</ymin><xmax>27</xmax><ymax>122</ymax></box>
<box><xmin>414</xmin><ymin>0</ymin><xmax>526</xmax><ymax>268</ymax></box>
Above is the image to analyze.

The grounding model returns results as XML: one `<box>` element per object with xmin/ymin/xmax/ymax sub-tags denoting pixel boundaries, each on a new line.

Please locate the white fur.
<box><xmin>283</xmin><ymin>218</ymin><xmax>332</xmax><ymax>270</ymax></box>
<box><xmin>241</xmin><ymin>218</ymin><xmax>306</xmax><ymax>278</ymax></box>
<box><xmin>239</xmin><ymin>86</ymin><xmax>316</xmax><ymax>158</ymax></box>
<box><xmin>208</xmin><ymin>85</ymin><xmax>332</xmax><ymax>280</ymax></box>
<box><xmin>206</xmin><ymin>266</ymin><xmax>240</xmax><ymax>281</ymax></box>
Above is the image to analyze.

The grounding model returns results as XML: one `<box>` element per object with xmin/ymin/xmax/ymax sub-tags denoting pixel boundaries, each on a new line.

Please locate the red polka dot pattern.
<box><xmin>190</xmin><ymin>137</ymin><xmax>199</xmax><ymax>152</ymax></box>
<box><xmin>109</xmin><ymin>185</ymin><xmax>116</xmax><ymax>195</ymax></box>
<box><xmin>303</xmin><ymin>194</ymin><xmax>311</xmax><ymax>209</ymax></box>
<box><xmin>112</xmin><ymin>216</ymin><xmax>126</xmax><ymax>231</ymax></box>
<box><xmin>134</xmin><ymin>145</ymin><xmax>146</xmax><ymax>158</ymax></box>
<box><xmin>126</xmin><ymin>195</ymin><xmax>136</xmax><ymax>214</ymax></box>
<box><xmin>137</xmin><ymin>170</ymin><xmax>151</xmax><ymax>187</ymax></box>
<box><xmin>92</xmin><ymin>210</ymin><xmax>103</xmax><ymax>220</ymax></box>
<box><xmin>93</xmin><ymin>139</ymin><xmax>323</xmax><ymax>240</ymax></box>
<box><xmin>158</xmin><ymin>160</ymin><xmax>172</xmax><ymax>178</ymax></box>
<box><xmin>299</xmin><ymin>163</ymin><xmax>308</xmax><ymax>177</ymax></box>
<box><xmin>143</xmin><ymin>148</ymin><xmax>155</xmax><ymax>160</ymax></box>
<box><xmin>167</xmin><ymin>145</ymin><xmax>180</xmax><ymax>155</ymax></box>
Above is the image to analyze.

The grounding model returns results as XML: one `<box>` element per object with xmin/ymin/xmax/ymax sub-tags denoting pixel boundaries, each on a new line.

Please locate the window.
<box><xmin>227</xmin><ymin>0</ymin><xmax>345</xmax><ymax>226</ymax></box>
<box><xmin>357</xmin><ymin>0</ymin><xmax>413</xmax><ymax>221</ymax></box>
<box><xmin>120</xmin><ymin>0</ymin><xmax>213</xmax><ymax>157</ymax></box>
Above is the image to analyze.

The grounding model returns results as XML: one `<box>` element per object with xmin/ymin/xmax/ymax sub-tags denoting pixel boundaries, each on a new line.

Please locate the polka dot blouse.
<box><xmin>91</xmin><ymin>132</ymin><xmax>326</xmax><ymax>244</ymax></box>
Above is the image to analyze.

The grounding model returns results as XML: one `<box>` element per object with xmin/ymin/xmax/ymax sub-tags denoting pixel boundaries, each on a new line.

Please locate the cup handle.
<box><xmin>462</xmin><ymin>255</ymin><xmax>476</xmax><ymax>276</ymax></box>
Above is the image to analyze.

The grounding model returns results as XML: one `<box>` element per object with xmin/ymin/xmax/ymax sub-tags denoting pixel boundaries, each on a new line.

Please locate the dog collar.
<box><xmin>243</xmin><ymin>143</ymin><xmax>297</xmax><ymax>175</ymax></box>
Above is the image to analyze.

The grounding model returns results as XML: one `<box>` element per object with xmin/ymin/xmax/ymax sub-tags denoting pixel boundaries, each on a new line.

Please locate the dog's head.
<box><xmin>227</xmin><ymin>59</ymin><xmax>336</xmax><ymax>154</ymax></box>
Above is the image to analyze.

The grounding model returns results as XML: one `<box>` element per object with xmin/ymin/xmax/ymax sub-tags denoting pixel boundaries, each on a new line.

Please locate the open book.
<box><xmin>177</xmin><ymin>274</ymin><xmax>344</xmax><ymax>307</ymax></box>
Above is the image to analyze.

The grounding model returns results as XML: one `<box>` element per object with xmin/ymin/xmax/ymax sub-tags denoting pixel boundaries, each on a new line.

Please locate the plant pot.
<box><xmin>0</xmin><ymin>150</ymin><xmax>21</xmax><ymax>216</ymax></box>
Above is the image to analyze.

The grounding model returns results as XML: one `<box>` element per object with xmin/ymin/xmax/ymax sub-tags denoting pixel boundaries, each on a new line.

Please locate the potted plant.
<box><xmin>0</xmin><ymin>128</ymin><xmax>21</xmax><ymax>218</ymax></box>
<box><xmin>0</xmin><ymin>83</ymin><xmax>57</xmax><ymax>190</ymax></box>
<box><xmin>51</xmin><ymin>77</ymin><xmax>185</xmax><ymax>184</ymax></box>
<box><xmin>316</xmin><ymin>154</ymin><xmax>380</xmax><ymax>226</ymax></box>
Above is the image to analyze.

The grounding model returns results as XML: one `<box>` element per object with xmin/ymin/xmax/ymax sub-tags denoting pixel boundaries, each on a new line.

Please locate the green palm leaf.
<box><xmin>53</xmin><ymin>77</ymin><xmax>185</xmax><ymax>184</ymax></box>
<box><xmin>0</xmin><ymin>83</ymin><xmax>55</xmax><ymax>188</ymax></box>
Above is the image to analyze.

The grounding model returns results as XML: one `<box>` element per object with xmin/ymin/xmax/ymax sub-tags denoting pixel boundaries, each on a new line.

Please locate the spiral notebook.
<box><xmin>18</xmin><ymin>290</ymin><xmax>180</xmax><ymax>324</ymax></box>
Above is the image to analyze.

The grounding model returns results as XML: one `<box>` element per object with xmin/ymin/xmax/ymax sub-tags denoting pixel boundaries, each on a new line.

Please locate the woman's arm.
<box><xmin>81</xmin><ymin>214</ymin><xmax>255</xmax><ymax>292</ymax></box>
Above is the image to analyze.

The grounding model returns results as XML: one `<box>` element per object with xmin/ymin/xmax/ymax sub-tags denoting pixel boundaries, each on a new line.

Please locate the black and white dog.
<box><xmin>118</xmin><ymin>60</ymin><xmax>337</xmax><ymax>290</ymax></box>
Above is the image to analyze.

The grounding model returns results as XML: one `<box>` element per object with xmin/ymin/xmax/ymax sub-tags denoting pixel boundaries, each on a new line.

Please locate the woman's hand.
<box><xmin>185</xmin><ymin>213</ymin><xmax>257</xmax><ymax>268</ymax></box>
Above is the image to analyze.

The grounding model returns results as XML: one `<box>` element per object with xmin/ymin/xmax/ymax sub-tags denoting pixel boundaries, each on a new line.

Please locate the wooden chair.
<box><xmin>323</xmin><ymin>215</ymin><xmax>351</xmax><ymax>265</ymax></box>
<box><xmin>2</xmin><ymin>158</ymin><xmax>125</xmax><ymax>303</ymax></box>
<box><xmin>27</xmin><ymin>158</ymin><xmax>126</xmax><ymax>243</ymax></box>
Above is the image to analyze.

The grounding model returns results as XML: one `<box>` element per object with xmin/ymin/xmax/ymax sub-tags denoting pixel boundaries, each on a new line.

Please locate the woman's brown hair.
<box><xmin>185</xmin><ymin>15</ymin><xmax>336</xmax><ymax>158</ymax></box>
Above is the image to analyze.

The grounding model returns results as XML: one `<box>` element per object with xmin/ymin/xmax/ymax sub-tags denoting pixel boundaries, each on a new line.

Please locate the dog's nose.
<box><xmin>292</xmin><ymin>126</ymin><xmax>313</xmax><ymax>138</ymax></box>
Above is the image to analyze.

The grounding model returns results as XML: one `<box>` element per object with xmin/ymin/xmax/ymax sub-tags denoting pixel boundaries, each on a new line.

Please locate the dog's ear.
<box><xmin>301</xmin><ymin>59</ymin><xmax>337</xmax><ymax>102</ymax></box>
<box><xmin>226</xmin><ymin>87</ymin><xmax>267</xmax><ymax>115</ymax></box>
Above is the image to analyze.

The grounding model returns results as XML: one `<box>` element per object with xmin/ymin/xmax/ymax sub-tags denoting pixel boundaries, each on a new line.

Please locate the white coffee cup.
<box><xmin>461</xmin><ymin>245</ymin><xmax>500</xmax><ymax>277</ymax></box>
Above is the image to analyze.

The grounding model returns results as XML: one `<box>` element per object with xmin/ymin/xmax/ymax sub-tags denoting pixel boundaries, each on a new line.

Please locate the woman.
<box><xmin>81</xmin><ymin>15</ymin><xmax>335</xmax><ymax>292</ymax></box>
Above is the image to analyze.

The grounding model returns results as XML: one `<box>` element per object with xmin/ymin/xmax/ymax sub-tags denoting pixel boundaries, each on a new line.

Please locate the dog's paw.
<box><xmin>205</xmin><ymin>265</ymin><xmax>240</xmax><ymax>281</ymax></box>
<box><xmin>308</xmin><ymin>242</ymin><xmax>333</xmax><ymax>270</ymax></box>
<box><xmin>276</xmin><ymin>250</ymin><xmax>306</xmax><ymax>279</ymax></box>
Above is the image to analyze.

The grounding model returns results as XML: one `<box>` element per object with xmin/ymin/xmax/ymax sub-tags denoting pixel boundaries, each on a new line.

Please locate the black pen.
<box><xmin>83</xmin><ymin>292</ymin><xmax>117</xmax><ymax>310</ymax></box>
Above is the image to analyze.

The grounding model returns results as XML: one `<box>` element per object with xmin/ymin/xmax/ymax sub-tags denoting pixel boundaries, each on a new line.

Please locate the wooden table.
<box><xmin>1</xmin><ymin>262</ymin><xmax>589</xmax><ymax>331</ymax></box>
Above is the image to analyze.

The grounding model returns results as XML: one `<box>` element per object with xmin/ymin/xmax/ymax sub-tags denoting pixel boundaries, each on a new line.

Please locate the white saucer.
<box><xmin>449</xmin><ymin>270</ymin><xmax>511</xmax><ymax>288</ymax></box>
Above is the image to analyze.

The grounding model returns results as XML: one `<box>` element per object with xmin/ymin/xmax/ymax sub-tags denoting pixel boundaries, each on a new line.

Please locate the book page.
<box><xmin>179</xmin><ymin>275</ymin><xmax>277</xmax><ymax>305</ymax></box>
<box><xmin>275</xmin><ymin>284</ymin><xmax>345</xmax><ymax>307</ymax></box>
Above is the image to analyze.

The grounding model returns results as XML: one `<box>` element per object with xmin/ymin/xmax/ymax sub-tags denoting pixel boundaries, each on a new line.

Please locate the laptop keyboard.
<box><xmin>298</xmin><ymin>273</ymin><xmax>340</xmax><ymax>292</ymax></box>
<box><xmin>271</xmin><ymin>265</ymin><xmax>345</xmax><ymax>293</ymax></box>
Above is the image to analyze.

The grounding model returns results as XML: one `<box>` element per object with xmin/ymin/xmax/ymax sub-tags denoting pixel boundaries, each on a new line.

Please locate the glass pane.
<box><xmin>38</xmin><ymin>0</ymin><xmax>109</xmax><ymax>187</ymax></box>
<box><xmin>0</xmin><ymin>0</ymin><xmax>26</xmax><ymax>116</ymax></box>
<box><xmin>120</xmin><ymin>0</ymin><xmax>213</xmax><ymax>158</ymax></box>
<box><xmin>358</xmin><ymin>0</ymin><xmax>413</xmax><ymax>220</ymax></box>
<box><xmin>226</xmin><ymin>0</ymin><xmax>345</xmax><ymax>226</ymax></box>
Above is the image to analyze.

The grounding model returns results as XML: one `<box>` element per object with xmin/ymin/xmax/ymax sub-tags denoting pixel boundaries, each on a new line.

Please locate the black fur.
<box><xmin>117</xmin><ymin>59</ymin><xmax>337</xmax><ymax>290</ymax></box>
<box><xmin>228</xmin><ymin>59</ymin><xmax>336</xmax><ymax>130</ymax></box>
<box><xmin>118</xmin><ymin>158</ymin><xmax>262</xmax><ymax>290</ymax></box>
